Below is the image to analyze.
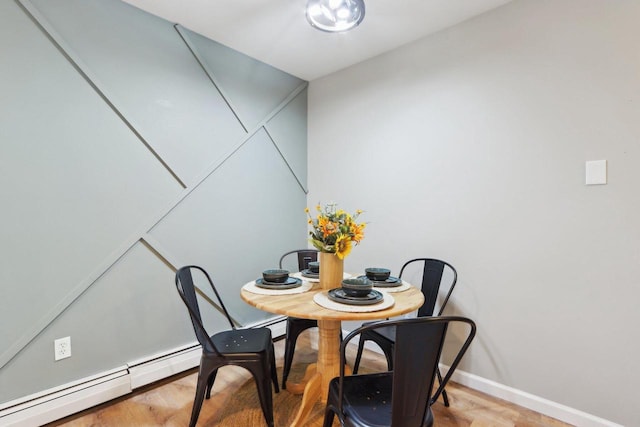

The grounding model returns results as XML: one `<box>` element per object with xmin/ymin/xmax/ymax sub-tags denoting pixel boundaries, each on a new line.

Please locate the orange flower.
<box><xmin>351</xmin><ymin>222</ymin><xmax>366</xmax><ymax>243</ymax></box>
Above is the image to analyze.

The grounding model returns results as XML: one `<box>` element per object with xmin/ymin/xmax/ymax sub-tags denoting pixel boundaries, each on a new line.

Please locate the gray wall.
<box><xmin>308</xmin><ymin>0</ymin><xmax>639</xmax><ymax>425</ymax></box>
<box><xmin>0</xmin><ymin>0</ymin><xmax>307</xmax><ymax>404</ymax></box>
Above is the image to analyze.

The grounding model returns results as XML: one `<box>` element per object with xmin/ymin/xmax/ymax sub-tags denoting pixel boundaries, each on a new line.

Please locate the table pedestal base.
<box><xmin>285</xmin><ymin>319</ymin><xmax>351</xmax><ymax>427</ymax></box>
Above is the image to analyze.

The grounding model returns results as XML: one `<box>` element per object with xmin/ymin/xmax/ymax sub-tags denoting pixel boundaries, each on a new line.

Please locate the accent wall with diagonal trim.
<box><xmin>0</xmin><ymin>0</ymin><xmax>307</xmax><ymax>405</ymax></box>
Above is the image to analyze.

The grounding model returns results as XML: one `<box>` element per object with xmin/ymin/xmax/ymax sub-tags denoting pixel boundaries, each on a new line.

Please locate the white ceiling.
<box><xmin>123</xmin><ymin>0</ymin><xmax>513</xmax><ymax>81</ymax></box>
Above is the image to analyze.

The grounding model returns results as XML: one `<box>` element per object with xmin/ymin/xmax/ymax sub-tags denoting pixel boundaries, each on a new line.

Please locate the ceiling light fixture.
<box><xmin>306</xmin><ymin>0</ymin><xmax>365</xmax><ymax>33</ymax></box>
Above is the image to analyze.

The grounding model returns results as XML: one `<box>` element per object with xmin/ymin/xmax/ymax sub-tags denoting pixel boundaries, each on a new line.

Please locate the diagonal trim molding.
<box><xmin>175</xmin><ymin>24</ymin><xmax>248</xmax><ymax>133</ymax></box>
<box><xmin>264</xmin><ymin>126</ymin><xmax>308</xmax><ymax>194</ymax></box>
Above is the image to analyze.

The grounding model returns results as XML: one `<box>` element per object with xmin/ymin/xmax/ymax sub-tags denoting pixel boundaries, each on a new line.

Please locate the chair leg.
<box><xmin>442</xmin><ymin>388</ymin><xmax>450</xmax><ymax>407</ymax></box>
<box><xmin>270</xmin><ymin>344</ymin><xmax>280</xmax><ymax>393</ymax></box>
<box><xmin>282</xmin><ymin>325</ymin><xmax>299</xmax><ymax>389</ymax></box>
<box><xmin>354</xmin><ymin>333</ymin><xmax>395</xmax><ymax>374</ymax></box>
<box><xmin>247</xmin><ymin>361</ymin><xmax>275</xmax><ymax>427</ymax></box>
<box><xmin>189</xmin><ymin>361</ymin><xmax>213</xmax><ymax>427</ymax></box>
<box><xmin>383</xmin><ymin>343</ymin><xmax>394</xmax><ymax>371</ymax></box>
<box><xmin>436</xmin><ymin>368</ymin><xmax>450</xmax><ymax>407</ymax></box>
<box><xmin>257</xmin><ymin>377</ymin><xmax>274</xmax><ymax>427</ymax></box>
<box><xmin>205</xmin><ymin>369</ymin><xmax>218</xmax><ymax>399</ymax></box>
<box><xmin>323</xmin><ymin>406</ymin><xmax>336</xmax><ymax>427</ymax></box>
<box><xmin>352</xmin><ymin>336</ymin><xmax>366</xmax><ymax>374</ymax></box>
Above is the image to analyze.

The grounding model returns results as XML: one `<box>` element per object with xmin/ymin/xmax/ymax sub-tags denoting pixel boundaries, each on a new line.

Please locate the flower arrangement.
<box><xmin>306</xmin><ymin>202</ymin><xmax>366</xmax><ymax>259</ymax></box>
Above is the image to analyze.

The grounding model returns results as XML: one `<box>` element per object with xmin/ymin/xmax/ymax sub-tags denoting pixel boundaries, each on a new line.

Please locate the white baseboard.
<box><xmin>441</xmin><ymin>365</ymin><xmax>623</xmax><ymax>427</ymax></box>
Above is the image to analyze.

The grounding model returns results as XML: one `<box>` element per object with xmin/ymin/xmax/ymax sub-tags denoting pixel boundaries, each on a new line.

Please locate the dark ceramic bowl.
<box><xmin>308</xmin><ymin>261</ymin><xmax>320</xmax><ymax>273</ymax></box>
<box><xmin>341</xmin><ymin>277</ymin><xmax>372</xmax><ymax>297</ymax></box>
<box><xmin>262</xmin><ymin>269</ymin><xmax>290</xmax><ymax>283</ymax></box>
<box><xmin>365</xmin><ymin>267</ymin><xmax>391</xmax><ymax>281</ymax></box>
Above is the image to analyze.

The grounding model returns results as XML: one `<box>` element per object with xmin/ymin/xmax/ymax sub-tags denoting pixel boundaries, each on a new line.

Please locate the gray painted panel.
<box><xmin>0</xmin><ymin>242</ymin><xmax>194</xmax><ymax>402</ymax></box>
<box><xmin>29</xmin><ymin>0</ymin><xmax>247</xmax><ymax>186</ymax></box>
<box><xmin>0</xmin><ymin>0</ymin><xmax>180</xmax><ymax>366</ymax></box>
<box><xmin>180</xmin><ymin>26</ymin><xmax>305</xmax><ymax>132</ymax></box>
<box><xmin>149</xmin><ymin>129</ymin><xmax>308</xmax><ymax>325</ymax></box>
<box><xmin>265</xmin><ymin>90</ymin><xmax>308</xmax><ymax>191</ymax></box>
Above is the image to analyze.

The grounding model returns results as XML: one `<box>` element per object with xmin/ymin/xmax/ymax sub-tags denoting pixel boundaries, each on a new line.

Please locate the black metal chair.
<box><xmin>352</xmin><ymin>258</ymin><xmax>457</xmax><ymax>405</ymax></box>
<box><xmin>175</xmin><ymin>265</ymin><xmax>279</xmax><ymax>427</ymax></box>
<box><xmin>279</xmin><ymin>249</ymin><xmax>319</xmax><ymax>389</ymax></box>
<box><xmin>324</xmin><ymin>316</ymin><xmax>476</xmax><ymax>427</ymax></box>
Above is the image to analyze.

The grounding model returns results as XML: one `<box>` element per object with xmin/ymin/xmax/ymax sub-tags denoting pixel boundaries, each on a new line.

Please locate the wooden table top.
<box><xmin>241</xmin><ymin>282</ymin><xmax>424</xmax><ymax>321</ymax></box>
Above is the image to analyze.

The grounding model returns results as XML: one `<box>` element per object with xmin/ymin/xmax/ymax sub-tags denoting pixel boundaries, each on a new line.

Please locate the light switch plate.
<box><xmin>585</xmin><ymin>160</ymin><xmax>607</xmax><ymax>185</ymax></box>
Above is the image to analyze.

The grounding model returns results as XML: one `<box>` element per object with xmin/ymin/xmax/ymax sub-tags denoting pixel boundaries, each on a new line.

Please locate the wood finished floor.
<box><xmin>46</xmin><ymin>332</ymin><xmax>573</xmax><ymax>426</ymax></box>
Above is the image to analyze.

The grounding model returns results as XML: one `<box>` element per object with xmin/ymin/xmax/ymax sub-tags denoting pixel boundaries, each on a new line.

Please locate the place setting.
<box><xmin>300</xmin><ymin>261</ymin><xmax>320</xmax><ymax>279</ymax></box>
<box><xmin>243</xmin><ymin>268</ymin><xmax>313</xmax><ymax>295</ymax></box>
<box><xmin>313</xmin><ymin>276</ymin><xmax>395</xmax><ymax>312</ymax></box>
<box><xmin>357</xmin><ymin>267</ymin><xmax>412</xmax><ymax>293</ymax></box>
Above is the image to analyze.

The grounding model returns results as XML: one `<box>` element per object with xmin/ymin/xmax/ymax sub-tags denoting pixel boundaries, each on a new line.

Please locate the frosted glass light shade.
<box><xmin>305</xmin><ymin>0</ymin><xmax>365</xmax><ymax>32</ymax></box>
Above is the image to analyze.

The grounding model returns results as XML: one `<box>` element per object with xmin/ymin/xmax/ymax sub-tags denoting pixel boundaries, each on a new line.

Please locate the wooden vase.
<box><xmin>319</xmin><ymin>252</ymin><xmax>344</xmax><ymax>291</ymax></box>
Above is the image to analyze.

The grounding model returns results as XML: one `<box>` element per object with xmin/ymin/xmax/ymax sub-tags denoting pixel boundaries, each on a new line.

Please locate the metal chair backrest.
<box><xmin>399</xmin><ymin>258</ymin><xmax>457</xmax><ymax>317</ymax></box>
<box><xmin>337</xmin><ymin>316</ymin><xmax>476</xmax><ymax>426</ymax></box>
<box><xmin>175</xmin><ymin>265</ymin><xmax>236</xmax><ymax>355</ymax></box>
<box><xmin>278</xmin><ymin>249</ymin><xmax>319</xmax><ymax>271</ymax></box>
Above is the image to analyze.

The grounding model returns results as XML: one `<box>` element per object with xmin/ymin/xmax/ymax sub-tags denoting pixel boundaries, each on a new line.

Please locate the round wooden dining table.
<box><xmin>241</xmin><ymin>279</ymin><xmax>424</xmax><ymax>427</ymax></box>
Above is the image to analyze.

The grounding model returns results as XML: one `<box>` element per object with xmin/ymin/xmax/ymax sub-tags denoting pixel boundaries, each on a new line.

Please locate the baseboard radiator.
<box><xmin>0</xmin><ymin>320</ymin><xmax>620</xmax><ymax>427</ymax></box>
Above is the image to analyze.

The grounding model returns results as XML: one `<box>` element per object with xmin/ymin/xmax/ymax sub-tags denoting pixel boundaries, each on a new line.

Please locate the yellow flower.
<box><xmin>304</xmin><ymin>207</ymin><xmax>309</xmax><ymax>213</ymax></box>
<box><xmin>335</xmin><ymin>234</ymin><xmax>353</xmax><ymax>259</ymax></box>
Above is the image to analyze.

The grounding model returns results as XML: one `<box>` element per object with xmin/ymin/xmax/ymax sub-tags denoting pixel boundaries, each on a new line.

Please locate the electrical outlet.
<box><xmin>54</xmin><ymin>336</ymin><xmax>71</xmax><ymax>361</ymax></box>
